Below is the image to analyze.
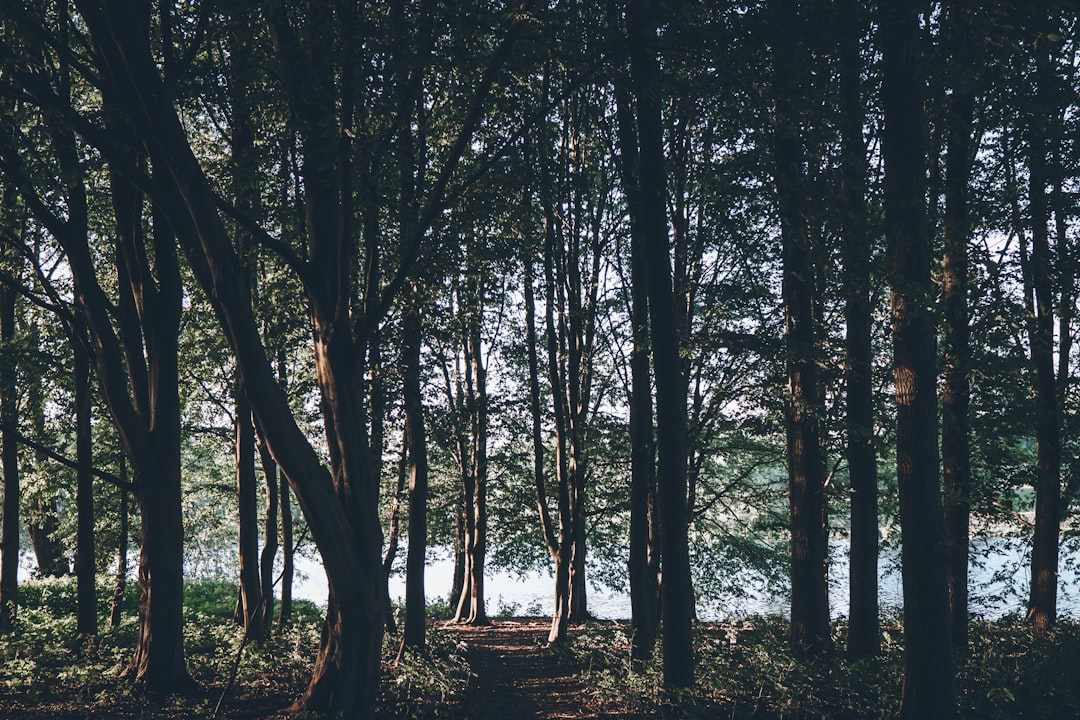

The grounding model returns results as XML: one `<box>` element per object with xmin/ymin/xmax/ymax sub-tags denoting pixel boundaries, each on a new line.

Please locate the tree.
<box><xmin>0</xmin><ymin>243</ymin><xmax>19</xmax><ymax>632</ymax></box>
<box><xmin>836</xmin><ymin>0</ymin><xmax>879</xmax><ymax>660</ymax></box>
<box><xmin>609</xmin><ymin>24</ymin><xmax>658</xmax><ymax>663</ymax></box>
<box><xmin>1024</xmin><ymin>8</ymin><xmax>1065</xmax><ymax>637</ymax></box>
<box><xmin>770</xmin><ymin>0</ymin><xmax>831</xmax><ymax>660</ymax></box>
<box><xmin>74</xmin><ymin>330</ymin><xmax>95</xmax><ymax>635</ymax></box>
<box><xmin>879</xmin><ymin>0</ymin><xmax>957</xmax><ymax>716</ymax></box>
<box><xmin>940</xmin><ymin>0</ymin><xmax>982</xmax><ymax>650</ymax></box>
<box><xmin>624</xmin><ymin>0</ymin><xmax>694</xmax><ymax>691</ymax></box>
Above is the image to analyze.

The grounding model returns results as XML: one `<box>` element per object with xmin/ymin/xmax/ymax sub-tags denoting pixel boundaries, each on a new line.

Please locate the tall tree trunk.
<box><xmin>401</xmin><ymin>296</ymin><xmax>429</xmax><ymax>651</ymax></box>
<box><xmin>837</xmin><ymin>0</ymin><xmax>879</xmax><ymax>660</ymax></box>
<box><xmin>610</xmin><ymin>37</ymin><xmax>659</xmax><ymax>663</ymax></box>
<box><xmin>625</xmin><ymin>0</ymin><xmax>694</xmax><ymax>690</ymax></box>
<box><xmin>0</xmin><ymin>275</ymin><xmax>18</xmax><ymax>632</ymax></box>
<box><xmin>228</xmin><ymin>6</ymin><xmax>265</xmax><ymax>643</ymax></box>
<box><xmin>1026</xmin><ymin>15</ymin><xmax>1061</xmax><ymax>637</ymax></box>
<box><xmin>542</xmin><ymin>201</ymin><xmax>574</xmax><ymax>644</ymax></box>
<box><xmin>941</xmin><ymin>0</ymin><xmax>980</xmax><ymax>651</ymax></box>
<box><xmin>75</xmin><ymin>333</ymin><xmax>96</xmax><ymax>635</ymax></box>
<box><xmin>880</xmin><ymin>1</ymin><xmax>957</xmax><ymax>716</ymax></box>
<box><xmin>771</xmin><ymin>0</ymin><xmax>831</xmax><ymax>661</ymax></box>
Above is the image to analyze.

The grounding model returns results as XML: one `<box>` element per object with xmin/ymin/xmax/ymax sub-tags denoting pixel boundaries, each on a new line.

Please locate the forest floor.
<box><xmin>0</xmin><ymin>613</ymin><xmax>621</xmax><ymax>720</ymax></box>
<box><xmin>446</xmin><ymin>618</ymin><xmax>618</xmax><ymax>719</ymax></box>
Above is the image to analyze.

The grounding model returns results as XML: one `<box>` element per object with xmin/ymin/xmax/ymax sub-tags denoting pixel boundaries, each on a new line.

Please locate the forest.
<box><xmin>0</xmin><ymin>0</ymin><xmax>1076</xmax><ymax>718</ymax></box>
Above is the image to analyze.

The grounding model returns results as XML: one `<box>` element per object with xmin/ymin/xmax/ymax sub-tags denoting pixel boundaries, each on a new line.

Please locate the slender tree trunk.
<box><xmin>837</xmin><ymin>0</ymin><xmax>879</xmax><ymax>661</ymax></box>
<box><xmin>449</xmin><ymin>490</ymin><xmax>466</xmax><ymax>613</ymax></box>
<box><xmin>401</xmin><ymin>297</ymin><xmax>429</xmax><ymax>651</ymax></box>
<box><xmin>1026</xmin><ymin>18</ymin><xmax>1061</xmax><ymax>636</ymax></box>
<box><xmin>771</xmin><ymin>0</ymin><xmax>831</xmax><ymax>661</ymax></box>
<box><xmin>228</xmin><ymin>7</ymin><xmax>265</xmax><ymax>643</ymax></box>
<box><xmin>75</xmin><ymin>334</ymin><xmax>96</xmax><ymax>635</ymax></box>
<box><xmin>941</xmin><ymin>0</ymin><xmax>980</xmax><ymax>650</ymax></box>
<box><xmin>275</xmin><ymin>351</ymin><xmax>293</xmax><ymax>629</ymax></box>
<box><xmin>625</xmin><ymin>0</ymin><xmax>694</xmax><ymax>690</ymax></box>
<box><xmin>111</xmin><ymin>469</ymin><xmax>130</xmax><ymax>630</ymax></box>
<box><xmin>0</xmin><ymin>278</ymin><xmax>18</xmax><ymax>632</ymax></box>
<box><xmin>257</xmin><ymin>436</ymin><xmax>278</xmax><ymax>632</ymax></box>
<box><xmin>383</xmin><ymin>425</ymin><xmax>408</xmax><ymax>634</ymax></box>
<box><xmin>542</xmin><ymin>202</ymin><xmax>574</xmax><ymax>643</ymax></box>
<box><xmin>235</xmin><ymin>390</ymin><xmax>265</xmax><ymax>641</ymax></box>
<box><xmin>880</xmin><ymin>1</ymin><xmax>957</xmax><ymax>716</ymax></box>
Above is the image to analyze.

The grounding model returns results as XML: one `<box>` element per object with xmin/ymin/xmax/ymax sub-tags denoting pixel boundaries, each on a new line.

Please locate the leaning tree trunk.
<box><xmin>880</xmin><ymin>1</ymin><xmax>957</xmax><ymax>716</ymax></box>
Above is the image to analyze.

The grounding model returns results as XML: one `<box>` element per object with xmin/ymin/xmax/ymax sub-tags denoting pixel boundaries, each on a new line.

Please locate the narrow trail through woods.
<box><xmin>446</xmin><ymin>619</ymin><xmax>608</xmax><ymax>720</ymax></box>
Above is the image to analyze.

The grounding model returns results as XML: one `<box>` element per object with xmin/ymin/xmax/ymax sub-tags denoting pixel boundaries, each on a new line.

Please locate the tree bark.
<box><xmin>880</xmin><ymin>1</ymin><xmax>957</xmax><ymax>716</ymax></box>
<box><xmin>625</xmin><ymin>0</ymin><xmax>694</xmax><ymax>690</ymax></box>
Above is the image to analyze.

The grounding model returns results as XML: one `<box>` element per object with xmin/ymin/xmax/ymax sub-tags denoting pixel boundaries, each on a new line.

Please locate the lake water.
<box><xmin>289</xmin><ymin>537</ymin><xmax>1080</xmax><ymax>622</ymax></box>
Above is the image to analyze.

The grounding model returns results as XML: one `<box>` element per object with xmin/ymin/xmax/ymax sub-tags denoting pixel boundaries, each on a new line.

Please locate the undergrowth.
<box><xmin>569</xmin><ymin>615</ymin><xmax>1080</xmax><ymax>719</ymax></box>
<box><xmin>0</xmin><ymin>576</ymin><xmax>468</xmax><ymax>719</ymax></box>
<box><xmin>5</xmin><ymin>577</ymin><xmax>1080</xmax><ymax>719</ymax></box>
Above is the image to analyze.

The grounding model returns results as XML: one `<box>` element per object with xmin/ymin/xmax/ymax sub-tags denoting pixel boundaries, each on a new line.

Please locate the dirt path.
<box><xmin>445</xmin><ymin>619</ymin><xmax>607</xmax><ymax>720</ymax></box>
